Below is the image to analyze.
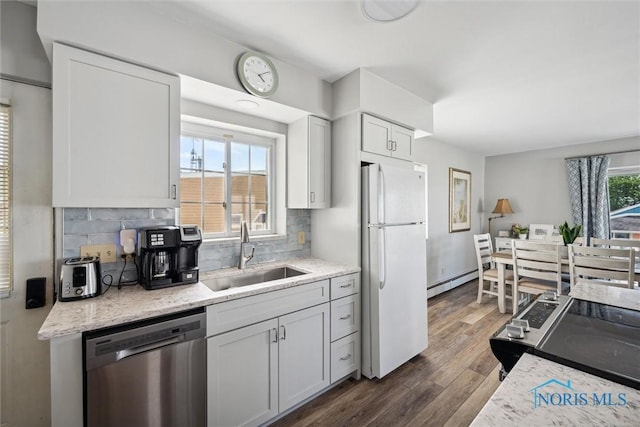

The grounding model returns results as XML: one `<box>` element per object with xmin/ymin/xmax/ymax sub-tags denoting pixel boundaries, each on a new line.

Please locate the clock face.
<box><xmin>237</xmin><ymin>52</ymin><xmax>279</xmax><ymax>98</ymax></box>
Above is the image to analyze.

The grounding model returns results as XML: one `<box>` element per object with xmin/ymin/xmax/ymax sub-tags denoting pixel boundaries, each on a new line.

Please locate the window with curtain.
<box><xmin>179</xmin><ymin>123</ymin><xmax>275</xmax><ymax>238</ymax></box>
<box><xmin>0</xmin><ymin>102</ymin><xmax>12</xmax><ymax>296</ymax></box>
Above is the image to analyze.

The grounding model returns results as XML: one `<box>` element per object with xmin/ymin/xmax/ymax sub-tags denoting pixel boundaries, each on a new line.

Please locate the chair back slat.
<box><xmin>591</xmin><ymin>237</ymin><xmax>640</xmax><ymax>249</ymax></box>
<box><xmin>574</xmin><ymin>266</ymin><xmax>632</xmax><ymax>282</ymax></box>
<box><xmin>590</xmin><ymin>238</ymin><xmax>640</xmax><ymax>261</ymax></box>
<box><xmin>569</xmin><ymin>244</ymin><xmax>635</xmax><ymax>289</ymax></box>
<box><xmin>474</xmin><ymin>233</ymin><xmax>495</xmax><ymax>269</ymax></box>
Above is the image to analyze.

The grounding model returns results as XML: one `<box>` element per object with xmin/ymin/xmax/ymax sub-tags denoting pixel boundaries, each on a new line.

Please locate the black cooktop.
<box><xmin>535</xmin><ymin>299</ymin><xmax>640</xmax><ymax>390</ymax></box>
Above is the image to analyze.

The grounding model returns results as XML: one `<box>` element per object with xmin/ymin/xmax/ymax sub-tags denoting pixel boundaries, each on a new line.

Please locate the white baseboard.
<box><xmin>427</xmin><ymin>270</ymin><xmax>478</xmax><ymax>299</ymax></box>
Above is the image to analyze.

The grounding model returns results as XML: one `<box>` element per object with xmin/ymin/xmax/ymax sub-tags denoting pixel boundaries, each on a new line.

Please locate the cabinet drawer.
<box><xmin>330</xmin><ymin>273</ymin><xmax>360</xmax><ymax>300</ymax></box>
<box><xmin>330</xmin><ymin>294</ymin><xmax>359</xmax><ymax>341</ymax></box>
<box><xmin>207</xmin><ymin>280</ymin><xmax>329</xmax><ymax>336</ymax></box>
<box><xmin>330</xmin><ymin>332</ymin><xmax>359</xmax><ymax>384</ymax></box>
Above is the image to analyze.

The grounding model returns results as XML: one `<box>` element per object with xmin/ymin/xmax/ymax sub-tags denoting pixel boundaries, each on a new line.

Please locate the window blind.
<box><xmin>0</xmin><ymin>103</ymin><xmax>11</xmax><ymax>296</ymax></box>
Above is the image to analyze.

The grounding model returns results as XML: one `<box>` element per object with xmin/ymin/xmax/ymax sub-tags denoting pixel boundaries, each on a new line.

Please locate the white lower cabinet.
<box><xmin>278</xmin><ymin>304</ymin><xmax>330</xmax><ymax>412</ymax></box>
<box><xmin>207</xmin><ymin>319</ymin><xmax>279</xmax><ymax>427</ymax></box>
<box><xmin>207</xmin><ymin>291</ymin><xmax>330</xmax><ymax>427</ymax></box>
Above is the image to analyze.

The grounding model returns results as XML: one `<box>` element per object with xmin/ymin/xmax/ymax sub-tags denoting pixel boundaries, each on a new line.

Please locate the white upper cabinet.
<box><xmin>52</xmin><ymin>43</ymin><xmax>180</xmax><ymax>207</ymax></box>
<box><xmin>361</xmin><ymin>113</ymin><xmax>414</xmax><ymax>161</ymax></box>
<box><xmin>287</xmin><ymin>116</ymin><xmax>331</xmax><ymax>209</ymax></box>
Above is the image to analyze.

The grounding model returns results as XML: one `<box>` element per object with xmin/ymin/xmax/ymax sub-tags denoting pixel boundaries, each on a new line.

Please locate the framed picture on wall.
<box><xmin>449</xmin><ymin>168</ymin><xmax>471</xmax><ymax>232</ymax></box>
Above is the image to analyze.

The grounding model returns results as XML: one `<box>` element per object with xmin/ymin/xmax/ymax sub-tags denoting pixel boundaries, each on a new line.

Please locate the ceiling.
<box><xmin>170</xmin><ymin>0</ymin><xmax>639</xmax><ymax>156</ymax></box>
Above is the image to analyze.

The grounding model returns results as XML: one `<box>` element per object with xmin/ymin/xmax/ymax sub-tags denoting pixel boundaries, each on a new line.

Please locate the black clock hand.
<box><xmin>258</xmin><ymin>71</ymin><xmax>271</xmax><ymax>79</ymax></box>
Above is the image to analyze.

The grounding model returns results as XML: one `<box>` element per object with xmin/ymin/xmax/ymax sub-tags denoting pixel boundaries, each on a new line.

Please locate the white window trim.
<box><xmin>180</xmin><ymin>121</ymin><xmax>278</xmax><ymax>240</ymax></box>
<box><xmin>0</xmin><ymin>100</ymin><xmax>12</xmax><ymax>298</ymax></box>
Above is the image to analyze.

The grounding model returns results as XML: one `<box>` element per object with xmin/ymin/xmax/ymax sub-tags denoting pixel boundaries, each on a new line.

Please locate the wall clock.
<box><xmin>236</xmin><ymin>51</ymin><xmax>279</xmax><ymax>98</ymax></box>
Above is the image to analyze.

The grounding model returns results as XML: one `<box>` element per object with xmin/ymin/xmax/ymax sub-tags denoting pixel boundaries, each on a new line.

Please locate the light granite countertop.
<box><xmin>471</xmin><ymin>353</ymin><xmax>640</xmax><ymax>426</ymax></box>
<box><xmin>472</xmin><ymin>283</ymin><xmax>640</xmax><ymax>426</ymax></box>
<box><xmin>38</xmin><ymin>257</ymin><xmax>359</xmax><ymax>340</ymax></box>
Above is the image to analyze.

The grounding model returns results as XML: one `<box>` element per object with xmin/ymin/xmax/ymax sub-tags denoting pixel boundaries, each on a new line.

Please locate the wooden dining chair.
<box><xmin>569</xmin><ymin>244</ymin><xmax>636</xmax><ymax>289</ymax></box>
<box><xmin>511</xmin><ymin>240</ymin><xmax>566</xmax><ymax>314</ymax></box>
<box><xmin>473</xmin><ymin>234</ymin><xmax>513</xmax><ymax>304</ymax></box>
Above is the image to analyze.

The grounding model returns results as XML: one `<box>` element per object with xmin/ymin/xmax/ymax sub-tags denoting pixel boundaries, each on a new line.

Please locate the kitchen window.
<box><xmin>0</xmin><ymin>102</ymin><xmax>11</xmax><ymax>297</ymax></box>
<box><xmin>179</xmin><ymin>123</ymin><xmax>275</xmax><ymax>238</ymax></box>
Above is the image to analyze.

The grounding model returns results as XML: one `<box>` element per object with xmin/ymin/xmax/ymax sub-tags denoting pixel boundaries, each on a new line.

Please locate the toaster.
<box><xmin>59</xmin><ymin>256</ymin><xmax>102</xmax><ymax>301</ymax></box>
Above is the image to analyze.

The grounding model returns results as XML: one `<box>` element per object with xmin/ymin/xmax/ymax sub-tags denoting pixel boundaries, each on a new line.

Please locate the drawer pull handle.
<box><xmin>339</xmin><ymin>283</ymin><xmax>352</xmax><ymax>288</ymax></box>
<box><xmin>340</xmin><ymin>354</ymin><xmax>352</xmax><ymax>361</ymax></box>
<box><xmin>339</xmin><ymin>314</ymin><xmax>351</xmax><ymax>320</ymax></box>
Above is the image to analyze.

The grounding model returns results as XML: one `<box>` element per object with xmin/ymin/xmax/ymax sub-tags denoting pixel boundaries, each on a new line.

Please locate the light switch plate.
<box><xmin>80</xmin><ymin>244</ymin><xmax>117</xmax><ymax>263</ymax></box>
<box><xmin>298</xmin><ymin>231</ymin><xmax>305</xmax><ymax>245</ymax></box>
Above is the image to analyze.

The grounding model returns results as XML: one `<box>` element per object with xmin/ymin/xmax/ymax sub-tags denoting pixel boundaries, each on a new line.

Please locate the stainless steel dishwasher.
<box><xmin>84</xmin><ymin>308</ymin><xmax>206</xmax><ymax>427</ymax></box>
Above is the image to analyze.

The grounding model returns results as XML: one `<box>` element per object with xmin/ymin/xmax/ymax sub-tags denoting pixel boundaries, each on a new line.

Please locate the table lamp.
<box><xmin>488</xmin><ymin>198</ymin><xmax>514</xmax><ymax>235</ymax></box>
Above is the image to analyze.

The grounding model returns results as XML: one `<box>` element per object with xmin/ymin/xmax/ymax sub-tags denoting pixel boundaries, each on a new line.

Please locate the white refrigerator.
<box><xmin>361</xmin><ymin>163</ymin><xmax>428</xmax><ymax>379</ymax></box>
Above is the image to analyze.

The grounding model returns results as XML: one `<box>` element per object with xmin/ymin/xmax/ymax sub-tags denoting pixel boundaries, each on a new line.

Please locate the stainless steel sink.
<box><xmin>203</xmin><ymin>266</ymin><xmax>308</xmax><ymax>291</ymax></box>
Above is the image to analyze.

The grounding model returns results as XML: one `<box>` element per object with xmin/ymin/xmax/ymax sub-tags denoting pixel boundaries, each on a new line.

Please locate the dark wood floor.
<box><xmin>273</xmin><ymin>280</ymin><xmax>512</xmax><ymax>427</ymax></box>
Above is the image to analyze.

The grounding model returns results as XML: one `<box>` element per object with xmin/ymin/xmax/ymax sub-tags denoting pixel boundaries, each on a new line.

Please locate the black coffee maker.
<box><xmin>138</xmin><ymin>225</ymin><xmax>202</xmax><ymax>290</ymax></box>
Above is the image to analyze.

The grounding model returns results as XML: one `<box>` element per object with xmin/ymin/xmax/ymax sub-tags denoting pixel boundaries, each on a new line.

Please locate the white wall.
<box><xmin>0</xmin><ymin>4</ymin><xmax>53</xmax><ymax>426</ymax></box>
<box><xmin>413</xmin><ymin>137</ymin><xmax>486</xmax><ymax>288</ymax></box>
<box><xmin>485</xmin><ymin>136</ymin><xmax>640</xmax><ymax>238</ymax></box>
<box><xmin>37</xmin><ymin>0</ymin><xmax>331</xmax><ymax>119</ymax></box>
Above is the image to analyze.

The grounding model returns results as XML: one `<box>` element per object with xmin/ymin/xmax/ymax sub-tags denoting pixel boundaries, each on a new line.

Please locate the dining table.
<box><xmin>491</xmin><ymin>250</ymin><xmax>640</xmax><ymax>314</ymax></box>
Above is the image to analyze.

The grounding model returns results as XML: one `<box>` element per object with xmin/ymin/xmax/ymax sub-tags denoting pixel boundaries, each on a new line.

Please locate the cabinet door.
<box><xmin>391</xmin><ymin>124</ymin><xmax>414</xmax><ymax>160</ymax></box>
<box><xmin>308</xmin><ymin>116</ymin><xmax>331</xmax><ymax>208</ymax></box>
<box><xmin>52</xmin><ymin>43</ymin><xmax>179</xmax><ymax>207</ymax></box>
<box><xmin>278</xmin><ymin>303</ymin><xmax>330</xmax><ymax>412</ymax></box>
<box><xmin>362</xmin><ymin>113</ymin><xmax>392</xmax><ymax>156</ymax></box>
<box><xmin>207</xmin><ymin>319</ymin><xmax>279</xmax><ymax>427</ymax></box>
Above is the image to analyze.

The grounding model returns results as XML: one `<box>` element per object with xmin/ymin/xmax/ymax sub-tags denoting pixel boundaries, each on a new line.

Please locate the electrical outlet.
<box><xmin>298</xmin><ymin>231</ymin><xmax>306</xmax><ymax>245</ymax></box>
<box><xmin>81</xmin><ymin>244</ymin><xmax>117</xmax><ymax>263</ymax></box>
<box><xmin>120</xmin><ymin>229</ymin><xmax>137</xmax><ymax>254</ymax></box>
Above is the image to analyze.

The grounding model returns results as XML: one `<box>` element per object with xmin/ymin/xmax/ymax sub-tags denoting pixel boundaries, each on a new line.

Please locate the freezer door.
<box><xmin>367</xmin><ymin>223</ymin><xmax>427</xmax><ymax>378</ymax></box>
<box><xmin>368</xmin><ymin>163</ymin><xmax>425</xmax><ymax>225</ymax></box>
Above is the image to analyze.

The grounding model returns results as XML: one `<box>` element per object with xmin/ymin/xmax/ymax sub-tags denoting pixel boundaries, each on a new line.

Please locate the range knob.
<box><xmin>506</xmin><ymin>319</ymin><xmax>530</xmax><ymax>339</ymax></box>
<box><xmin>75</xmin><ymin>288</ymin><xmax>84</xmax><ymax>296</ymax></box>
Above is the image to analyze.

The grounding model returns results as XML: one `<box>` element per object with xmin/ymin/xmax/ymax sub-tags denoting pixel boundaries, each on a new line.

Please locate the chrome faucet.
<box><xmin>238</xmin><ymin>221</ymin><xmax>255</xmax><ymax>269</ymax></box>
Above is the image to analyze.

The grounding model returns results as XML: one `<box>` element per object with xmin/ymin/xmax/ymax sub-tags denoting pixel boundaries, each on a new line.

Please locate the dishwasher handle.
<box><xmin>116</xmin><ymin>334</ymin><xmax>185</xmax><ymax>361</ymax></box>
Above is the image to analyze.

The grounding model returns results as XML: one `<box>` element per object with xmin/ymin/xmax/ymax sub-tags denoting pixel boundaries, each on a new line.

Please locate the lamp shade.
<box><xmin>492</xmin><ymin>199</ymin><xmax>514</xmax><ymax>215</ymax></box>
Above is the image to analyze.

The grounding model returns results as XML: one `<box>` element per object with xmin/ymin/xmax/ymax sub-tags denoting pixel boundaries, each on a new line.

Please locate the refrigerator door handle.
<box><xmin>378</xmin><ymin>165</ymin><xmax>385</xmax><ymax>224</ymax></box>
<box><xmin>379</xmin><ymin>227</ymin><xmax>386</xmax><ymax>289</ymax></box>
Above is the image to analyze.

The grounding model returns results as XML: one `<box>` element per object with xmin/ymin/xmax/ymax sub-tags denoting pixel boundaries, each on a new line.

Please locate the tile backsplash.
<box><xmin>62</xmin><ymin>208</ymin><xmax>311</xmax><ymax>283</ymax></box>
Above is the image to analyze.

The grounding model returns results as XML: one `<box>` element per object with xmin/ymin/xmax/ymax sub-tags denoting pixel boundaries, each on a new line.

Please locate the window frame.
<box><xmin>0</xmin><ymin>101</ymin><xmax>12</xmax><ymax>297</ymax></box>
<box><xmin>179</xmin><ymin>122</ymin><xmax>276</xmax><ymax>239</ymax></box>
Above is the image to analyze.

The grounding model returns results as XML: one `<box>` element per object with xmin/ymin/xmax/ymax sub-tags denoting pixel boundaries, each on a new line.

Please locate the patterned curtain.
<box><xmin>566</xmin><ymin>156</ymin><xmax>611</xmax><ymax>240</ymax></box>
